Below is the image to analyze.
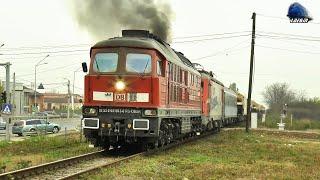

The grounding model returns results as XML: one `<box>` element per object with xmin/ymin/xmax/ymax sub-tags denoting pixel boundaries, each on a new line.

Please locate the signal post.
<box><xmin>0</xmin><ymin>62</ymin><xmax>11</xmax><ymax>141</ymax></box>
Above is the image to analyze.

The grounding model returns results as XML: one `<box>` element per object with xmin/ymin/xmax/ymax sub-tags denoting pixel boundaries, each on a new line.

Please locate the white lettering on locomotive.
<box><xmin>99</xmin><ymin>108</ymin><xmax>141</xmax><ymax>114</ymax></box>
<box><xmin>115</xmin><ymin>93</ymin><xmax>126</xmax><ymax>102</ymax></box>
<box><xmin>93</xmin><ymin>91</ymin><xmax>113</xmax><ymax>101</ymax></box>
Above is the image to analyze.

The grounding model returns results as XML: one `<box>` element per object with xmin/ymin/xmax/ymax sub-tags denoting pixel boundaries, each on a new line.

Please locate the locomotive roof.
<box><xmin>92</xmin><ymin>32</ymin><xmax>200</xmax><ymax>75</ymax></box>
<box><xmin>198</xmin><ymin>70</ymin><xmax>224</xmax><ymax>86</ymax></box>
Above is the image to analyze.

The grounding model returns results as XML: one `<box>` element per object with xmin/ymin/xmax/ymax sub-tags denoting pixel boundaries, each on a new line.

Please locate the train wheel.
<box><xmin>217</xmin><ymin>121</ymin><xmax>221</xmax><ymax>132</ymax></box>
<box><xmin>159</xmin><ymin>138</ymin><xmax>165</xmax><ymax>147</ymax></box>
<box><xmin>158</xmin><ymin>131</ymin><xmax>165</xmax><ymax>148</ymax></box>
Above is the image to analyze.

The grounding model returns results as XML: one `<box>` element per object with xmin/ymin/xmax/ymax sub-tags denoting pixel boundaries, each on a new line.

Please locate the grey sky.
<box><xmin>0</xmin><ymin>0</ymin><xmax>319</xmax><ymax>106</ymax></box>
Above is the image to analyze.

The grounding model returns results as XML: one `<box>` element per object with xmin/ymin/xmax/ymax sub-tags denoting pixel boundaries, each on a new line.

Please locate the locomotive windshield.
<box><xmin>93</xmin><ymin>53</ymin><xmax>118</xmax><ymax>73</ymax></box>
<box><xmin>126</xmin><ymin>53</ymin><xmax>151</xmax><ymax>74</ymax></box>
<box><xmin>92</xmin><ymin>52</ymin><xmax>152</xmax><ymax>74</ymax></box>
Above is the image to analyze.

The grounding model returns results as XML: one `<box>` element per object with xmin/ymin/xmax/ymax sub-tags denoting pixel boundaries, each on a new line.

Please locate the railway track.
<box><xmin>0</xmin><ymin>150</ymin><xmax>107</xmax><ymax>180</ymax></box>
<box><xmin>61</xmin><ymin>131</ymin><xmax>217</xmax><ymax>180</ymax></box>
<box><xmin>0</xmin><ymin>130</ymin><xmax>217</xmax><ymax>180</ymax></box>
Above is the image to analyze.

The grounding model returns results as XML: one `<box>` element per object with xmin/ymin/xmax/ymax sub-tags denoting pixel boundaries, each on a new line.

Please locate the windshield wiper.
<box><xmin>95</xmin><ymin>60</ymin><xmax>101</xmax><ymax>72</ymax></box>
<box><xmin>140</xmin><ymin>60</ymin><xmax>150</xmax><ymax>77</ymax></box>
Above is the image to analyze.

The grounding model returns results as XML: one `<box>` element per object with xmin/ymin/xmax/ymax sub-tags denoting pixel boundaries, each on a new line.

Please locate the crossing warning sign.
<box><xmin>2</xmin><ymin>103</ymin><xmax>12</xmax><ymax>114</ymax></box>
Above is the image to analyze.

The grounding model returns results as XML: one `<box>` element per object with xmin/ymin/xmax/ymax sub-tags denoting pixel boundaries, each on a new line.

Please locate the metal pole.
<box><xmin>45</xmin><ymin>115</ymin><xmax>48</xmax><ymax>135</ymax></box>
<box><xmin>72</xmin><ymin>71</ymin><xmax>76</xmax><ymax>113</ymax></box>
<box><xmin>5</xmin><ymin>63</ymin><xmax>10</xmax><ymax>141</ymax></box>
<box><xmin>72</xmin><ymin>67</ymin><xmax>81</xmax><ymax>115</ymax></box>
<box><xmin>34</xmin><ymin>65</ymin><xmax>37</xmax><ymax>113</ymax></box>
<box><xmin>67</xmin><ymin>80</ymin><xmax>70</xmax><ymax>119</ymax></box>
<box><xmin>5</xmin><ymin>63</ymin><xmax>10</xmax><ymax>104</ymax></box>
<box><xmin>80</xmin><ymin>118</ymin><xmax>83</xmax><ymax>142</ymax></box>
<box><xmin>12</xmin><ymin>73</ymin><xmax>15</xmax><ymax>117</ymax></box>
<box><xmin>246</xmin><ymin>12</ymin><xmax>256</xmax><ymax>133</ymax></box>
<box><xmin>34</xmin><ymin>55</ymin><xmax>49</xmax><ymax>113</ymax></box>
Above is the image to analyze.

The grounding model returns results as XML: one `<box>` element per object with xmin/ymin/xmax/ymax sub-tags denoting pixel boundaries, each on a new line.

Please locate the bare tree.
<box><xmin>262</xmin><ymin>82</ymin><xmax>296</xmax><ymax>113</ymax></box>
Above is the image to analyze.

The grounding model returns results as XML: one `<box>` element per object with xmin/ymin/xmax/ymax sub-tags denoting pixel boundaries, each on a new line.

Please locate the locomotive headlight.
<box><xmin>144</xmin><ymin>109</ymin><xmax>157</xmax><ymax>116</ymax></box>
<box><xmin>89</xmin><ymin>108</ymin><xmax>97</xmax><ymax>114</ymax></box>
<box><xmin>127</xmin><ymin>123</ymin><xmax>132</xmax><ymax>129</ymax></box>
<box><xmin>83</xmin><ymin>107</ymin><xmax>97</xmax><ymax>116</ymax></box>
<box><xmin>115</xmin><ymin>81</ymin><xmax>125</xmax><ymax>91</ymax></box>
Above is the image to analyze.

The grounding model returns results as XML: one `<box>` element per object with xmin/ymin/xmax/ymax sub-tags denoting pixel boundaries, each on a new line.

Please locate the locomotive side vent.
<box><xmin>83</xmin><ymin>118</ymin><xmax>99</xmax><ymax>129</ymax></box>
<box><xmin>133</xmin><ymin>119</ymin><xmax>149</xmax><ymax>130</ymax></box>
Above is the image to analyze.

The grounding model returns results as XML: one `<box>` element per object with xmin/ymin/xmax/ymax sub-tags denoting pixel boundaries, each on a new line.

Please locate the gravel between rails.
<box><xmin>29</xmin><ymin>156</ymin><xmax>120</xmax><ymax>180</ymax></box>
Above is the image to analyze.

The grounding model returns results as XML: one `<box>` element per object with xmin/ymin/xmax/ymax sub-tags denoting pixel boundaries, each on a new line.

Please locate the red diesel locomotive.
<box><xmin>81</xmin><ymin>30</ymin><xmax>239</xmax><ymax>149</ymax></box>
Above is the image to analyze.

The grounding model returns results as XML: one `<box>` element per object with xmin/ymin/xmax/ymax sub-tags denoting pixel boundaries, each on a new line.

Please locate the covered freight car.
<box><xmin>223</xmin><ymin>88</ymin><xmax>238</xmax><ymax>125</ymax></box>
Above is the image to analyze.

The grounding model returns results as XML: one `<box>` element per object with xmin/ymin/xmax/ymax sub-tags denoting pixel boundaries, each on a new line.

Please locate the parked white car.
<box><xmin>0</xmin><ymin>117</ymin><xmax>6</xmax><ymax>130</ymax></box>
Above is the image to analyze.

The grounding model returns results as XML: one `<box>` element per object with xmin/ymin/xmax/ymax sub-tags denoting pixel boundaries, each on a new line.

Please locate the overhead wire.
<box><xmin>0</xmin><ymin>43</ymin><xmax>91</xmax><ymax>51</ymax></box>
<box><xmin>256</xmin><ymin>35</ymin><xmax>320</xmax><ymax>50</ymax></box>
<box><xmin>256</xmin><ymin>13</ymin><xmax>320</xmax><ymax>25</ymax></box>
<box><xmin>257</xmin><ymin>30</ymin><xmax>320</xmax><ymax>39</ymax></box>
<box><xmin>0</xmin><ymin>49</ymin><xmax>88</xmax><ymax>56</ymax></box>
<box><xmin>256</xmin><ymin>45</ymin><xmax>320</xmax><ymax>54</ymax></box>
<box><xmin>192</xmin><ymin>38</ymin><xmax>250</xmax><ymax>61</ymax></box>
<box><xmin>16</xmin><ymin>63</ymin><xmax>79</xmax><ymax>77</ymax></box>
<box><xmin>256</xmin><ymin>34</ymin><xmax>320</xmax><ymax>42</ymax></box>
<box><xmin>173</xmin><ymin>34</ymin><xmax>251</xmax><ymax>44</ymax></box>
<box><xmin>173</xmin><ymin>31</ymin><xmax>251</xmax><ymax>39</ymax></box>
<box><xmin>3</xmin><ymin>52</ymin><xmax>88</xmax><ymax>60</ymax></box>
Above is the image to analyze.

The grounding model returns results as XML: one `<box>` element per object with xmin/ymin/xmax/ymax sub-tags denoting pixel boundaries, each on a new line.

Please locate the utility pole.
<box><xmin>12</xmin><ymin>73</ymin><xmax>15</xmax><ymax>116</ymax></box>
<box><xmin>67</xmin><ymin>79</ymin><xmax>71</xmax><ymax>119</ymax></box>
<box><xmin>72</xmin><ymin>67</ymin><xmax>81</xmax><ymax>115</ymax></box>
<box><xmin>0</xmin><ymin>62</ymin><xmax>12</xmax><ymax>141</ymax></box>
<box><xmin>34</xmin><ymin>55</ymin><xmax>49</xmax><ymax>113</ymax></box>
<box><xmin>246</xmin><ymin>12</ymin><xmax>256</xmax><ymax>133</ymax></box>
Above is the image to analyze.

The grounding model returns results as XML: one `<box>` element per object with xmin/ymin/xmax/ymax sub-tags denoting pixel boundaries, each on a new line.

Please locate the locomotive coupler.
<box><xmin>114</xmin><ymin>122</ymin><xmax>120</xmax><ymax>133</ymax></box>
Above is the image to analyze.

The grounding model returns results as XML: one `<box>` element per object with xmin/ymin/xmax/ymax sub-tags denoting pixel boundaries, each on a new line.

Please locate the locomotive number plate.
<box><xmin>115</xmin><ymin>93</ymin><xmax>126</xmax><ymax>102</ymax></box>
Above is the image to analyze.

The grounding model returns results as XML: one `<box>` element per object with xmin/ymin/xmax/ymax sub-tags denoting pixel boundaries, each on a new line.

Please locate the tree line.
<box><xmin>262</xmin><ymin>82</ymin><xmax>320</xmax><ymax>120</ymax></box>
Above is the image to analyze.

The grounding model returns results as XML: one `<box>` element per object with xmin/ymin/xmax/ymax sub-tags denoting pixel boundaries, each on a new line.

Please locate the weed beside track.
<box><xmin>89</xmin><ymin>129</ymin><xmax>320</xmax><ymax>179</ymax></box>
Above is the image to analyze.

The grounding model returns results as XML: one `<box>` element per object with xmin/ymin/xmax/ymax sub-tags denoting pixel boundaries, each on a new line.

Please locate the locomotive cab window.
<box><xmin>157</xmin><ymin>60</ymin><xmax>164</xmax><ymax>76</ymax></box>
<box><xmin>93</xmin><ymin>53</ymin><xmax>118</xmax><ymax>73</ymax></box>
<box><xmin>126</xmin><ymin>53</ymin><xmax>152</xmax><ymax>74</ymax></box>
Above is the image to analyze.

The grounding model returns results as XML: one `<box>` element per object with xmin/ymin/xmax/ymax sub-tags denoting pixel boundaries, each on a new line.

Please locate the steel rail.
<box><xmin>0</xmin><ymin>150</ymin><xmax>106</xmax><ymax>180</ymax></box>
<box><xmin>0</xmin><ymin>129</ymin><xmax>219</xmax><ymax>180</ymax></box>
<box><xmin>60</xmin><ymin>130</ymin><xmax>217</xmax><ymax>180</ymax></box>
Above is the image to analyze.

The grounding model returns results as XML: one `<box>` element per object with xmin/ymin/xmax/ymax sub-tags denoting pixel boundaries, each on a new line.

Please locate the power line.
<box><xmin>256</xmin><ymin>36</ymin><xmax>320</xmax><ymax>50</ymax></box>
<box><xmin>256</xmin><ymin>13</ymin><xmax>320</xmax><ymax>25</ymax></box>
<box><xmin>0</xmin><ymin>32</ymin><xmax>251</xmax><ymax>53</ymax></box>
<box><xmin>4</xmin><ymin>52</ymin><xmax>88</xmax><ymax>60</ymax></box>
<box><xmin>192</xmin><ymin>38</ymin><xmax>250</xmax><ymax>61</ymax></box>
<box><xmin>173</xmin><ymin>31</ymin><xmax>251</xmax><ymax>39</ymax></box>
<box><xmin>16</xmin><ymin>63</ymin><xmax>79</xmax><ymax>77</ymax></box>
<box><xmin>256</xmin><ymin>34</ymin><xmax>320</xmax><ymax>42</ymax></box>
<box><xmin>0</xmin><ymin>43</ymin><xmax>91</xmax><ymax>51</ymax></box>
<box><xmin>256</xmin><ymin>45</ymin><xmax>320</xmax><ymax>54</ymax></box>
<box><xmin>0</xmin><ymin>49</ymin><xmax>88</xmax><ymax>56</ymax></box>
<box><xmin>257</xmin><ymin>31</ymin><xmax>320</xmax><ymax>39</ymax></box>
<box><xmin>0</xmin><ymin>32</ymin><xmax>251</xmax><ymax>51</ymax></box>
<box><xmin>173</xmin><ymin>34</ymin><xmax>251</xmax><ymax>44</ymax></box>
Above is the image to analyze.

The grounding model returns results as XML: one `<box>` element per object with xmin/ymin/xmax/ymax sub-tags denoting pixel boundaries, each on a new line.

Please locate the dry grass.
<box><xmin>89</xmin><ymin>129</ymin><xmax>320</xmax><ymax>180</ymax></box>
<box><xmin>0</xmin><ymin>133</ymin><xmax>98</xmax><ymax>172</ymax></box>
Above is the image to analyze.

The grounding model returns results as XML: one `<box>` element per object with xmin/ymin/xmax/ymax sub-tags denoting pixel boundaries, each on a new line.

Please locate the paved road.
<box><xmin>0</xmin><ymin>118</ymin><xmax>82</xmax><ymax>141</ymax></box>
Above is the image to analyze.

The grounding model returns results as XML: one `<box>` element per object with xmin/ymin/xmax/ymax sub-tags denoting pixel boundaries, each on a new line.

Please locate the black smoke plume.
<box><xmin>70</xmin><ymin>0</ymin><xmax>173</xmax><ymax>42</ymax></box>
